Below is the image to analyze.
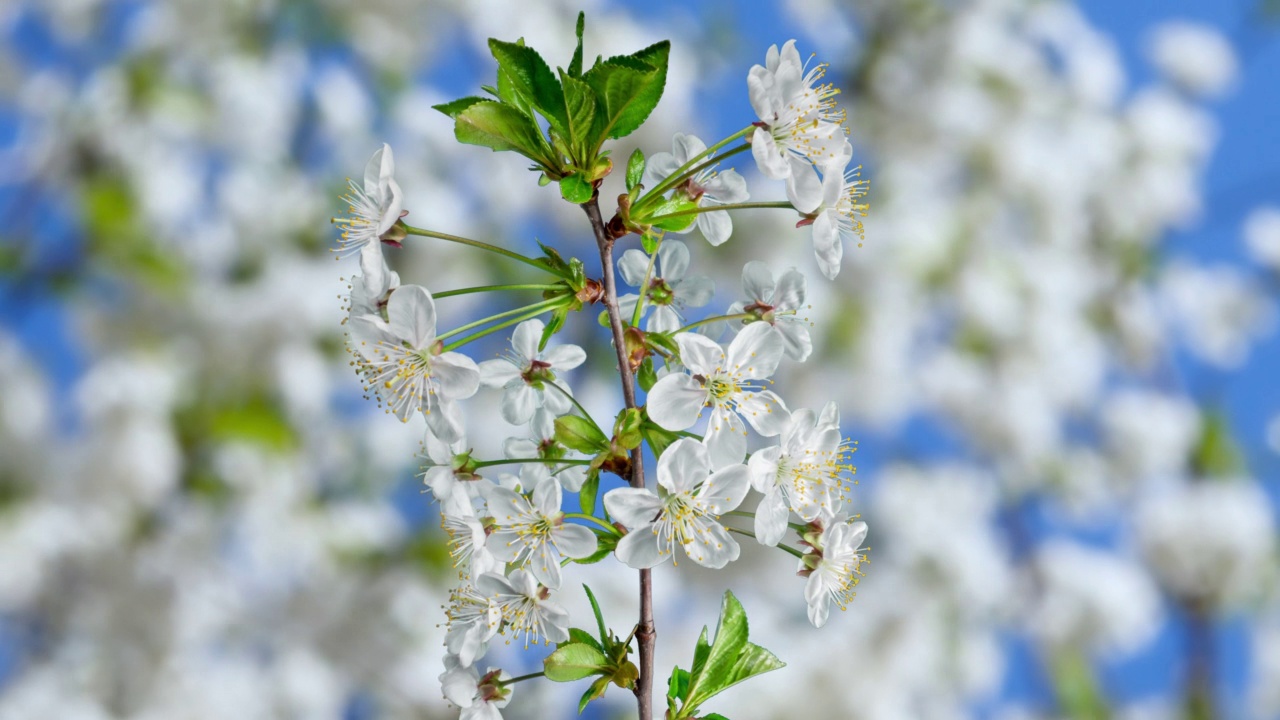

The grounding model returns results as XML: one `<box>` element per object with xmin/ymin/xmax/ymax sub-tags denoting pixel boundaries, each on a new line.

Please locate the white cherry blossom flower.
<box><xmin>604</xmin><ymin>438</ymin><xmax>750</xmax><ymax>569</ymax></box>
<box><xmin>420</xmin><ymin>427</ymin><xmax>489</xmax><ymax>511</ymax></box>
<box><xmin>643</xmin><ymin>133</ymin><xmax>749</xmax><ymax>246</ymax></box>
<box><xmin>440</xmin><ymin>661</ymin><xmax>511</xmax><ymax>720</ymax></box>
<box><xmin>478</xmin><ymin>319</ymin><xmax>585</xmax><ymax>425</ymax></box>
<box><xmin>483</xmin><ymin>476</ymin><xmax>598</xmax><ymax>589</ymax></box>
<box><xmin>442</xmin><ymin>501</ymin><xmax>499</xmax><ymax>580</ymax></box>
<box><xmin>503</xmin><ymin>408</ymin><xmax>588</xmax><ymax>491</ymax></box>
<box><xmin>333</xmin><ymin>143</ymin><xmax>404</xmax><ymax>256</ymax></box>
<box><xmin>476</xmin><ymin>569</ymin><xmax>570</xmax><ymax>647</ymax></box>
<box><xmin>618</xmin><ymin>240</ymin><xmax>714</xmax><ymax>333</ymax></box>
<box><xmin>350</xmin><ymin>285</ymin><xmax>480</xmax><ymax>440</ymax></box>
<box><xmin>728</xmin><ymin>261</ymin><xmax>812</xmax><ymax>361</ymax></box>
<box><xmin>799</xmin><ymin>511</ymin><xmax>868</xmax><ymax>628</ymax></box>
<box><xmin>748</xmin><ymin>401</ymin><xmax>855</xmax><ymax>545</ymax></box>
<box><xmin>646</xmin><ymin>322</ymin><xmax>790</xmax><ymax>469</ymax></box>
<box><xmin>787</xmin><ymin>155</ymin><xmax>869</xmax><ymax>280</ymax></box>
<box><xmin>748</xmin><ymin>40</ymin><xmax>849</xmax><ymax>180</ymax></box>
<box><xmin>443</xmin><ymin>584</ymin><xmax>502</xmax><ymax>667</ymax></box>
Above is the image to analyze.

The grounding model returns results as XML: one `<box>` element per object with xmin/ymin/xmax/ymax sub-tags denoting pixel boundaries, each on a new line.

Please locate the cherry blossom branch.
<box><xmin>581</xmin><ymin>194</ymin><xmax>656</xmax><ymax>720</ymax></box>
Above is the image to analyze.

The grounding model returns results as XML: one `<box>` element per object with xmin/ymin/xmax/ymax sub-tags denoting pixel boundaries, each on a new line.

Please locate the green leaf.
<box><xmin>433</xmin><ymin>96</ymin><xmax>488</xmax><ymax>118</ymax></box>
<box><xmin>582</xmin><ymin>57</ymin><xmax>659</xmax><ymax>145</ymax></box>
<box><xmin>640</xmin><ymin>420</ymin><xmax>681</xmax><ymax>458</ymax></box>
<box><xmin>689</xmin><ymin>627</ymin><xmax>712</xmax><ymax>682</ymax></box>
<box><xmin>646</xmin><ymin>331</ymin><xmax>679</xmax><ymax>357</ymax></box>
<box><xmin>559</xmin><ymin>71</ymin><xmax>598</xmax><ymax>160</ymax></box>
<box><xmin>567</xmin><ymin>627</ymin><xmax>604</xmax><ymax>654</ymax></box>
<box><xmin>454</xmin><ymin>100</ymin><xmax>547</xmax><ymax>160</ymax></box>
<box><xmin>682</xmin><ymin>592</ymin><xmax>784</xmax><ymax>713</ymax></box>
<box><xmin>626</xmin><ymin>148</ymin><xmax>646</xmax><ymax>191</ymax></box>
<box><xmin>614</xmin><ymin>408</ymin><xmax>644</xmax><ymax>450</ymax></box>
<box><xmin>544</xmin><ymin>643</ymin><xmax>608</xmax><ymax>682</ymax></box>
<box><xmin>570</xmin><ymin>543</ymin><xmax>613</xmax><ymax>566</ymax></box>
<box><xmin>704</xmin><ymin>715</ymin><xmax>732</xmax><ymax>720</ymax></box>
<box><xmin>640</xmin><ymin>230</ymin><xmax>659</xmax><ymax>254</ymax></box>
<box><xmin>583</xmin><ymin>584</ymin><xmax>608</xmax><ymax>644</ymax></box>
<box><xmin>556</xmin><ymin>415</ymin><xmax>609</xmax><ymax>454</ymax></box>
<box><xmin>568</xmin><ymin>12</ymin><xmax>586</xmax><ymax>78</ymax></box>
<box><xmin>489</xmin><ymin>38</ymin><xmax>568</xmax><ymax>134</ymax></box>
<box><xmin>559</xmin><ymin>172</ymin><xmax>595</xmax><ymax>204</ymax></box>
<box><xmin>647</xmin><ymin>195</ymin><xmax>699</xmax><ymax>232</ymax></box>
<box><xmin>667</xmin><ymin>666</ymin><xmax>691</xmax><ymax>702</ymax></box>
<box><xmin>637</xmin><ymin>357</ymin><xmax>658</xmax><ymax>392</ymax></box>
<box><xmin>579</xmin><ymin>676</ymin><xmax>610</xmax><ymax>714</ymax></box>
<box><xmin>583</xmin><ymin>41</ymin><xmax>670</xmax><ymax>142</ymax></box>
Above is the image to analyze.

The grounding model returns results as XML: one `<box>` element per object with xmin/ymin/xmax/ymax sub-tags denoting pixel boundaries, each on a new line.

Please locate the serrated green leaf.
<box><xmin>689</xmin><ymin>627</ymin><xmax>712</xmax><ymax>682</ymax></box>
<box><xmin>560</xmin><ymin>172</ymin><xmax>594</xmax><ymax>204</ymax></box>
<box><xmin>679</xmin><ymin>592</ymin><xmax>784</xmax><ymax>714</ymax></box>
<box><xmin>454</xmin><ymin>100</ymin><xmax>547</xmax><ymax>160</ymax></box>
<box><xmin>620</xmin><ymin>40</ymin><xmax>670</xmax><ymax>136</ymax></box>
<box><xmin>559</xmin><ymin>71</ymin><xmax>597</xmax><ymax>161</ymax></box>
<box><xmin>544</xmin><ymin>643</ymin><xmax>608</xmax><ymax>682</ymax></box>
<box><xmin>583</xmin><ymin>58</ymin><xmax>659</xmax><ymax>146</ymax></box>
<box><xmin>567</xmin><ymin>627</ymin><xmax>604</xmax><ymax>654</ymax></box>
<box><xmin>433</xmin><ymin>96</ymin><xmax>489</xmax><ymax>119</ymax></box>
<box><xmin>489</xmin><ymin>38</ymin><xmax>568</xmax><ymax>134</ymax></box>
<box><xmin>578</xmin><ymin>469</ymin><xmax>600</xmax><ymax>515</ymax></box>
<box><xmin>626</xmin><ymin>148</ymin><xmax>646</xmax><ymax>191</ymax></box>
<box><xmin>704</xmin><ymin>714</ymin><xmax>732</xmax><ymax>720</ymax></box>
<box><xmin>556</xmin><ymin>415</ymin><xmax>609</xmax><ymax>454</ymax></box>
<box><xmin>569</xmin><ymin>12</ymin><xmax>586</xmax><ymax>78</ymax></box>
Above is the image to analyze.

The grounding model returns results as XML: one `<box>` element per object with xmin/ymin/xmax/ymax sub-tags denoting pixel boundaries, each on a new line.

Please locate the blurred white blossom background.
<box><xmin>2</xmin><ymin>0</ymin><xmax>1279</xmax><ymax>719</ymax></box>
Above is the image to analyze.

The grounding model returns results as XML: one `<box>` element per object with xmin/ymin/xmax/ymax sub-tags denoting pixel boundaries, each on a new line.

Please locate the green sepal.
<box><xmin>540</xmin><ymin>306</ymin><xmax>569</xmax><ymax>351</ymax></box>
<box><xmin>560</xmin><ymin>172</ymin><xmax>595</xmax><ymax>204</ymax></box>
<box><xmin>433</xmin><ymin>96</ymin><xmax>488</xmax><ymax>118</ymax></box>
<box><xmin>555</xmin><ymin>415</ymin><xmax>609</xmax><ymax>454</ymax></box>
<box><xmin>640</xmin><ymin>230</ymin><xmax>659</xmax><ymax>254</ymax></box>
<box><xmin>626</xmin><ymin>148</ymin><xmax>646</xmax><ymax>191</ymax></box>
<box><xmin>543</xmin><ymin>643</ymin><xmax>608</xmax><ymax>682</ymax></box>
<box><xmin>577</xmin><ymin>469</ymin><xmax>600</xmax><ymax>516</ymax></box>
<box><xmin>646</xmin><ymin>331</ymin><xmax>679</xmax><ymax>357</ymax></box>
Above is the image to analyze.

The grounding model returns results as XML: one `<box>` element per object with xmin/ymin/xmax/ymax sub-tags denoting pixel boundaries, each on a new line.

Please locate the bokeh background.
<box><xmin>3</xmin><ymin>0</ymin><xmax>1280</xmax><ymax>718</ymax></box>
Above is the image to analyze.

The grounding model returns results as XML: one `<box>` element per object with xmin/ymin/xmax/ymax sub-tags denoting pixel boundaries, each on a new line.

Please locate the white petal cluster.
<box><xmin>477</xmin><ymin>319</ymin><xmax>585</xmax><ymax>425</ymax></box>
<box><xmin>618</xmin><ymin>240</ymin><xmax>714</xmax><ymax>333</ymax></box>
<box><xmin>728</xmin><ymin>261</ymin><xmax>812</xmax><ymax>361</ymax></box>
<box><xmin>643</xmin><ymin>133</ymin><xmax>749</xmax><ymax>246</ymax></box>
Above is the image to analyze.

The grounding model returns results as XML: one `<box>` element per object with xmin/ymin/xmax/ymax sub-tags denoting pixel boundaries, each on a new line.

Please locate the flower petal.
<box><xmin>773</xmin><ymin>268</ymin><xmax>805</xmax><ymax>310</ymax></box>
<box><xmin>741</xmin><ymin>261</ymin><xmax>775</xmax><ymax>302</ymax></box>
<box><xmin>426</xmin><ymin>399</ymin><xmax>466</xmax><ymax>443</ymax></box>
<box><xmin>682</xmin><ymin>518</ymin><xmax>740</xmax><ymax>569</ymax></box>
<box><xmin>603</xmin><ymin>487</ymin><xmax>664</xmax><ymax>529</ymax></box>
<box><xmin>672</xmin><ymin>133</ymin><xmax>707</xmax><ymax>165</ymax></box>
<box><xmin>501</xmin><ymin>383</ymin><xmax>537</xmax><ymax>425</ymax></box>
<box><xmin>699</xmin><ymin>462</ymin><xmax>751</xmax><ymax>515</ymax></box>
<box><xmin>542</xmin><ymin>344</ymin><xmax>586</xmax><ymax>371</ymax></box>
<box><xmin>656</xmin><ymin>438</ymin><xmax>713</xmax><ymax>494</ymax></box>
<box><xmin>786</xmin><ymin>158</ymin><xmax>824</xmax><ymax>213</ymax></box>
<box><xmin>553</xmin><ymin>523</ymin><xmax>599</xmax><ymax>559</ymax></box>
<box><xmin>645</xmin><ymin>373</ymin><xmax>707</xmax><ymax>431</ymax></box>
<box><xmin>747</xmin><ymin>66</ymin><xmax>776</xmax><ymax>122</ymax></box>
<box><xmin>529</xmin><ymin>543</ymin><xmax>562</xmax><ymax>590</ymax></box>
<box><xmin>751</xmin><ymin>130</ymin><xmax>791</xmax><ymax>180</ymax></box>
<box><xmin>775</xmin><ymin>320</ymin><xmax>812</xmax><ymax>362</ymax></box>
<box><xmin>478</xmin><ymin>358</ymin><xmax>522</xmax><ymax>388</ymax></box>
<box><xmin>696</xmin><ymin>210</ymin><xmax>732</xmax><ymax>247</ymax></box>
<box><xmin>349</xmin><ymin>315</ymin><xmax>399</xmax><ymax>361</ymax></box>
<box><xmin>618</xmin><ymin>249</ymin><xmax>651</xmax><ymax>287</ymax></box>
<box><xmin>532</xmin><ymin>476</ymin><xmax>561</xmax><ymax>516</ymax></box>
<box><xmin>704</xmin><ymin>168</ymin><xmax>748</xmax><ymax>204</ymax></box>
<box><xmin>754</xmin><ymin>489</ymin><xmax>789</xmax><ymax>547</ymax></box>
<box><xmin>615</xmin><ymin>523</ymin><xmax>668</xmax><ymax>569</ymax></box>
<box><xmin>511</xmin><ymin>319</ymin><xmax>543</xmax><ymax>362</ymax></box>
<box><xmin>648</xmin><ymin>306</ymin><xmax>682</xmax><ymax>334</ymax></box>
<box><xmin>725</xmin><ymin>321</ymin><xmax>784</xmax><ymax>380</ymax></box>
<box><xmin>738</xmin><ymin>390</ymin><xmax>791</xmax><ymax>436</ymax></box>
<box><xmin>812</xmin><ymin>210</ymin><xmax>843</xmax><ymax>280</ymax></box>
<box><xmin>674</xmin><ymin>275</ymin><xmax>714</xmax><ymax>309</ymax></box>
<box><xmin>747</xmin><ymin>445</ymin><xmax>782</xmax><ymax>493</ymax></box>
<box><xmin>657</xmin><ymin>240</ymin><xmax>690</xmax><ymax>281</ymax></box>
<box><xmin>673</xmin><ymin>332</ymin><xmax>725</xmax><ymax>376</ymax></box>
<box><xmin>387</xmin><ymin>285</ymin><xmax>437</xmax><ymax>349</ymax></box>
<box><xmin>433</xmin><ymin>352</ymin><xmax>481</xmax><ymax>400</ymax></box>
<box><xmin>704</xmin><ymin>409</ymin><xmax>747</xmax><ymax>470</ymax></box>
<box><xmin>642</xmin><ymin>150</ymin><xmax>680</xmax><ymax>189</ymax></box>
